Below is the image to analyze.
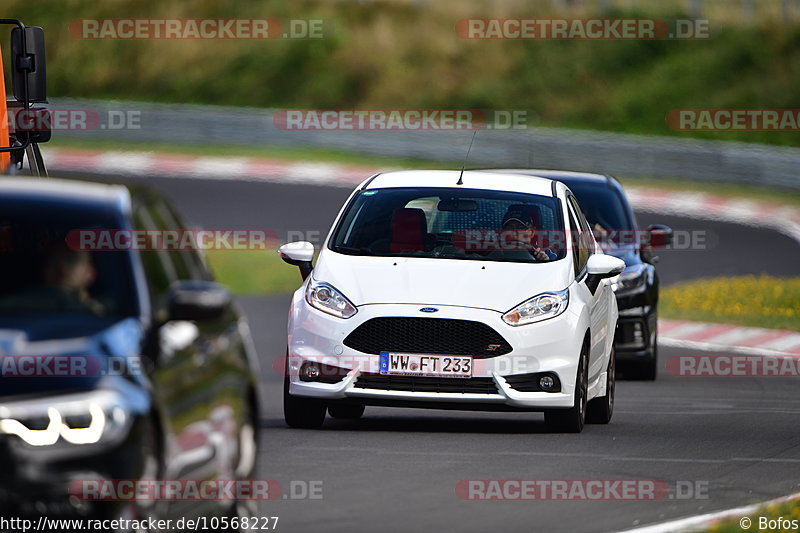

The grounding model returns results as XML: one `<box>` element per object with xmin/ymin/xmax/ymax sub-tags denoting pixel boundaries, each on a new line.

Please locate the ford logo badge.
<box><xmin>419</xmin><ymin>307</ymin><xmax>439</xmax><ymax>313</ymax></box>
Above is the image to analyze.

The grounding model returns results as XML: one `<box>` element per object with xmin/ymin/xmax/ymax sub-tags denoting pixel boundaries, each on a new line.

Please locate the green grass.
<box><xmin>5</xmin><ymin>0</ymin><xmax>800</xmax><ymax>146</ymax></box>
<box><xmin>205</xmin><ymin>249</ymin><xmax>302</xmax><ymax>296</ymax></box>
<box><xmin>706</xmin><ymin>499</ymin><xmax>800</xmax><ymax>532</ymax></box>
<box><xmin>660</xmin><ymin>275</ymin><xmax>800</xmax><ymax>331</ymax></box>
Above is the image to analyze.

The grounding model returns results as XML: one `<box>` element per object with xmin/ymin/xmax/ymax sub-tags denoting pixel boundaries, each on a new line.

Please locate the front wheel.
<box><xmin>544</xmin><ymin>347</ymin><xmax>588</xmax><ymax>433</ymax></box>
<box><xmin>283</xmin><ymin>366</ymin><xmax>327</xmax><ymax>429</ymax></box>
<box><xmin>587</xmin><ymin>348</ymin><xmax>615</xmax><ymax>424</ymax></box>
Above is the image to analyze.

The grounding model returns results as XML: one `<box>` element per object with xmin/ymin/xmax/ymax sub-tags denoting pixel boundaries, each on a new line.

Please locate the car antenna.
<box><xmin>457</xmin><ymin>129</ymin><xmax>478</xmax><ymax>185</ymax></box>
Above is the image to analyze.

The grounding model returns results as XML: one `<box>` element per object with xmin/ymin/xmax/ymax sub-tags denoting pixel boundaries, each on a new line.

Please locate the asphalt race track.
<box><xmin>63</xmin><ymin>173</ymin><xmax>800</xmax><ymax>533</ymax></box>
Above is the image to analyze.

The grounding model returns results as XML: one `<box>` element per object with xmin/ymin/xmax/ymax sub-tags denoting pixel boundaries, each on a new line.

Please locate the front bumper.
<box><xmin>0</xmin><ymin>415</ymin><xmax>149</xmax><ymax>518</ymax></box>
<box><xmin>288</xmin><ymin>297</ymin><xmax>589</xmax><ymax>411</ymax></box>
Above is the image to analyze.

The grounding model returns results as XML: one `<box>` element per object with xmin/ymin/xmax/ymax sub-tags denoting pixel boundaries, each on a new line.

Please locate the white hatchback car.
<box><xmin>279</xmin><ymin>170</ymin><xmax>624</xmax><ymax>432</ymax></box>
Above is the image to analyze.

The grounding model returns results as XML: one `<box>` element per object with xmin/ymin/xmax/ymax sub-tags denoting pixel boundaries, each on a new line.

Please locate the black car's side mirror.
<box><xmin>647</xmin><ymin>224</ymin><xmax>673</xmax><ymax>249</ymax></box>
<box><xmin>167</xmin><ymin>280</ymin><xmax>232</xmax><ymax>322</ymax></box>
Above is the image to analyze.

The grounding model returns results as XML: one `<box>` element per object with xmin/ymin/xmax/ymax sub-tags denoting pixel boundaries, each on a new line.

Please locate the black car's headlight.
<box><xmin>306</xmin><ymin>280</ymin><xmax>357</xmax><ymax>319</ymax></box>
<box><xmin>612</xmin><ymin>264</ymin><xmax>648</xmax><ymax>293</ymax></box>
<box><xmin>0</xmin><ymin>389</ymin><xmax>133</xmax><ymax>449</ymax></box>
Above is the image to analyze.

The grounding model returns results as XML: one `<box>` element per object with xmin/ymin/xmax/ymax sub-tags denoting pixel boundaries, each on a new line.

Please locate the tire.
<box><xmin>283</xmin><ymin>360</ymin><xmax>327</xmax><ymax>429</ymax></box>
<box><xmin>328</xmin><ymin>403</ymin><xmax>365</xmax><ymax>419</ymax></box>
<box><xmin>544</xmin><ymin>345</ymin><xmax>588</xmax><ymax>433</ymax></box>
<box><xmin>587</xmin><ymin>348</ymin><xmax>615</xmax><ymax>424</ymax></box>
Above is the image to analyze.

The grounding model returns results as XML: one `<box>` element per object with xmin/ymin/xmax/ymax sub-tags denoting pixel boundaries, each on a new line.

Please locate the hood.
<box><xmin>313</xmin><ymin>251</ymin><xmax>573</xmax><ymax>312</ymax></box>
<box><xmin>0</xmin><ymin>316</ymin><xmax>142</xmax><ymax>399</ymax></box>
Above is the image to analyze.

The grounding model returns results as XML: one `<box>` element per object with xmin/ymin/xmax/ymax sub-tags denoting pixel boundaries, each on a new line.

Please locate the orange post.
<box><xmin>0</xmin><ymin>43</ymin><xmax>9</xmax><ymax>172</ymax></box>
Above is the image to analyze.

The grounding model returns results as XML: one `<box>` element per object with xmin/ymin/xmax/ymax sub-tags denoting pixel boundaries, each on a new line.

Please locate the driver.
<box><xmin>498</xmin><ymin>206</ymin><xmax>557</xmax><ymax>261</ymax></box>
<box><xmin>0</xmin><ymin>243</ymin><xmax>105</xmax><ymax>315</ymax></box>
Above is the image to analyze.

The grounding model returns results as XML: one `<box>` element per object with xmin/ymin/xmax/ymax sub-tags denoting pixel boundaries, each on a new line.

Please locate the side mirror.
<box><xmin>647</xmin><ymin>224</ymin><xmax>673</xmax><ymax>249</ymax></box>
<box><xmin>279</xmin><ymin>241</ymin><xmax>315</xmax><ymax>281</ymax></box>
<box><xmin>11</xmin><ymin>26</ymin><xmax>47</xmax><ymax>103</ymax></box>
<box><xmin>167</xmin><ymin>280</ymin><xmax>232</xmax><ymax>322</ymax></box>
<box><xmin>585</xmin><ymin>254</ymin><xmax>626</xmax><ymax>294</ymax></box>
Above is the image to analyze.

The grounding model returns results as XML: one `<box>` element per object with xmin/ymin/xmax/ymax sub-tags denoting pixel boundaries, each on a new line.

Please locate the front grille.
<box><xmin>354</xmin><ymin>373</ymin><xmax>499</xmax><ymax>394</ymax></box>
<box><xmin>343</xmin><ymin>317</ymin><xmax>512</xmax><ymax>357</ymax></box>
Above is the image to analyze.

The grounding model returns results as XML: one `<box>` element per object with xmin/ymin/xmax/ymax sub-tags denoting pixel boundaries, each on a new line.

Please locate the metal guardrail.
<box><xmin>51</xmin><ymin>98</ymin><xmax>800</xmax><ymax>190</ymax></box>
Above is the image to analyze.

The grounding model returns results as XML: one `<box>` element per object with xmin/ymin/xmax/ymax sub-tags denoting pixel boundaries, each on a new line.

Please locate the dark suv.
<box><xmin>485</xmin><ymin>170</ymin><xmax>671</xmax><ymax>380</ymax></box>
<box><xmin>0</xmin><ymin>177</ymin><xmax>262</xmax><ymax>520</ymax></box>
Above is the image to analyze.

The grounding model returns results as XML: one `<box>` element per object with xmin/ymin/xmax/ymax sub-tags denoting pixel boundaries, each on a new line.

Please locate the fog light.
<box><xmin>539</xmin><ymin>375</ymin><xmax>555</xmax><ymax>391</ymax></box>
<box><xmin>632</xmin><ymin>322</ymin><xmax>644</xmax><ymax>345</ymax></box>
<box><xmin>301</xmin><ymin>363</ymin><xmax>320</xmax><ymax>381</ymax></box>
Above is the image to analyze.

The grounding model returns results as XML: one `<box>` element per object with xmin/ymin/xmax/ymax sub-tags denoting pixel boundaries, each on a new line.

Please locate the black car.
<box><xmin>485</xmin><ymin>169</ymin><xmax>672</xmax><ymax>380</ymax></box>
<box><xmin>0</xmin><ymin>177</ymin><xmax>262</xmax><ymax>521</ymax></box>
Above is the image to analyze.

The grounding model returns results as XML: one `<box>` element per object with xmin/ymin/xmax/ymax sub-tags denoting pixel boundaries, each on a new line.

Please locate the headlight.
<box><xmin>306</xmin><ymin>280</ymin><xmax>357</xmax><ymax>319</ymax></box>
<box><xmin>612</xmin><ymin>264</ymin><xmax>647</xmax><ymax>293</ymax></box>
<box><xmin>502</xmin><ymin>288</ymin><xmax>569</xmax><ymax>326</ymax></box>
<box><xmin>0</xmin><ymin>389</ymin><xmax>132</xmax><ymax>449</ymax></box>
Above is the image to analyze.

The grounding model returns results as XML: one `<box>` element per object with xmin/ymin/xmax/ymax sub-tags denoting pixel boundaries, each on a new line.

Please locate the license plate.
<box><xmin>379</xmin><ymin>352</ymin><xmax>473</xmax><ymax>378</ymax></box>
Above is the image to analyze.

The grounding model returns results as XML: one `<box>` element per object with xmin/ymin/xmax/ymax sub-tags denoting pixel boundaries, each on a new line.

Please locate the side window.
<box><xmin>567</xmin><ymin>196</ymin><xmax>591</xmax><ymax>276</ymax></box>
<box><xmin>161</xmin><ymin>202</ymin><xmax>214</xmax><ymax>281</ymax></box>
<box><xmin>132</xmin><ymin>200</ymin><xmax>177</xmax><ymax>319</ymax></box>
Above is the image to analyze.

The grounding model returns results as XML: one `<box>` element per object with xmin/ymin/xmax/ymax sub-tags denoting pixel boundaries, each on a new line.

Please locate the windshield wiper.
<box><xmin>334</xmin><ymin>245</ymin><xmax>376</xmax><ymax>255</ymax></box>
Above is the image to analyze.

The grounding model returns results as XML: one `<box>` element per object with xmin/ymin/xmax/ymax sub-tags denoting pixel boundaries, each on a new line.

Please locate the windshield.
<box><xmin>329</xmin><ymin>187</ymin><xmax>566</xmax><ymax>263</ymax></box>
<box><xmin>561</xmin><ymin>182</ymin><xmax>633</xmax><ymax>245</ymax></box>
<box><xmin>0</xmin><ymin>203</ymin><xmax>138</xmax><ymax>319</ymax></box>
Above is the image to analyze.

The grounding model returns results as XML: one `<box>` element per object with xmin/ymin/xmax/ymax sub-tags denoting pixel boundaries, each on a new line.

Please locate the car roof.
<box><xmin>0</xmin><ymin>176</ymin><xmax>131</xmax><ymax>211</ymax></box>
<box><xmin>364</xmin><ymin>170</ymin><xmax>557</xmax><ymax>197</ymax></box>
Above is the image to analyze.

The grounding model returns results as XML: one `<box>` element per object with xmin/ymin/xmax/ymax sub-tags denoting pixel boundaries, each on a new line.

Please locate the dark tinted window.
<box><xmin>561</xmin><ymin>181</ymin><xmax>633</xmax><ymax>238</ymax></box>
<box><xmin>0</xmin><ymin>202</ymin><xmax>137</xmax><ymax>318</ymax></box>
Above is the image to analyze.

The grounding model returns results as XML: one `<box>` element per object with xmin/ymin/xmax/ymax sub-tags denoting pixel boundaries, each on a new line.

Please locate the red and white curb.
<box><xmin>621</xmin><ymin>491</ymin><xmax>800</xmax><ymax>533</ymax></box>
<box><xmin>42</xmin><ymin>149</ymin><xmax>370</xmax><ymax>187</ymax></box>
<box><xmin>39</xmin><ymin>148</ymin><xmax>800</xmax><ymax>245</ymax></box>
<box><xmin>659</xmin><ymin>319</ymin><xmax>800</xmax><ymax>356</ymax></box>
